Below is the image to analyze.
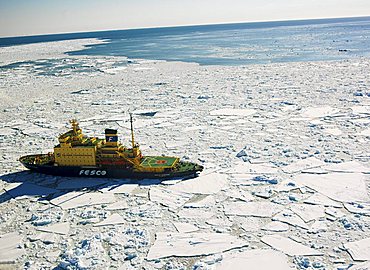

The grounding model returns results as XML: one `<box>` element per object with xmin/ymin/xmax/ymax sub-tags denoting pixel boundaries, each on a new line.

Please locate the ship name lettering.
<box><xmin>79</xmin><ymin>170</ymin><xmax>107</xmax><ymax>176</ymax></box>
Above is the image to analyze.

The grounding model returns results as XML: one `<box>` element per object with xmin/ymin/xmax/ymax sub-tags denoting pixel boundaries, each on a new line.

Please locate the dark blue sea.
<box><xmin>1</xmin><ymin>17</ymin><xmax>370</xmax><ymax>65</ymax></box>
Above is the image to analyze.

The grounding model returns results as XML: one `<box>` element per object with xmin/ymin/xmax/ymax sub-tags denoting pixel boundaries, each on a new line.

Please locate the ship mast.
<box><xmin>130</xmin><ymin>113</ymin><xmax>135</xmax><ymax>156</ymax></box>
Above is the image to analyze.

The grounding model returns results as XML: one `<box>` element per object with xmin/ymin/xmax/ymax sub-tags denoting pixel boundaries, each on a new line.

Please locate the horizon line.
<box><xmin>1</xmin><ymin>14</ymin><xmax>370</xmax><ymax>39</ymax></box>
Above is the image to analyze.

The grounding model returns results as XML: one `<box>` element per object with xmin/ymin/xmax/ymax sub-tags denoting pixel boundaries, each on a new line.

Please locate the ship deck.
<box><xmin>140</xmin><ymin>156</ymin><xmax>179</xmax><ymax>169</ymax></box>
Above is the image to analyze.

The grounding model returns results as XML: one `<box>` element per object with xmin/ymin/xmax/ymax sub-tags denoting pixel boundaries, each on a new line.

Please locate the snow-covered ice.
<box><xmin>93</xmin><ymin>213</ymin><xmax>125</xmax><ymax>227</ymax></box>
<box><xmin>225</xmin><ymin>201</ymin><xmax>284</xmax><ymax>217</ymax></box>
<box><xmin>169</xmin><ymin>172</ymin><xmax>228</xmax><ymax>195</ymax></box>
<box><xmin>36</xmin><ymin>222</ymin><xmax>70</xmax><ymax>235</ymax></box>
<box><xmin>344</xmin><ymin>238</ymin><xmax>370</xmax><ymax>261</ymax></box>
<box><xmin>261</xmin><ymin>235</ymin><xmax>323</xmax><ymax>256</ymax></box>
<box><xmin>214</xmin><ymin>249</ymin><xmax>290</xmax><ymax>270</ymax></box>
<box><xmin>147</xmin><ymin>232</ymin><xmax>247</xmax><ymax>260</ymax></box>
<box><xmin>294</xmin><ymin>173</ymin><xmax>369</xmax><ymax>203</ymax></box>
<box><xmin>50</xmin><ymin>191</ymin><xmax>116</xmax><ymax>209</ymax></box>
<box><xmin>0</xmin><ymin>232</ymin><xmax>25</xmax><ymax>263</ymax></box>
<box><xmin>1</xmin><ymin>38</ymin><xmax>370</xmax><ymax>269</ymax></box>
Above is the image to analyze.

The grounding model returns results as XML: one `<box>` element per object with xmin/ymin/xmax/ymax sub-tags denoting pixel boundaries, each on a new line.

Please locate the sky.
<box><xmin>0</xmin><ymin>0</ymin><xmax>369</xmax><ymax>37</ymax></box>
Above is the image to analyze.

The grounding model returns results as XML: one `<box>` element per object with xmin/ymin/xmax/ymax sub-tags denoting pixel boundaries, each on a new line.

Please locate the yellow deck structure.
<box><xmin>52</xmin><ymin>116</ymin><xmax>179</xmax><ymax>173</ymax></box>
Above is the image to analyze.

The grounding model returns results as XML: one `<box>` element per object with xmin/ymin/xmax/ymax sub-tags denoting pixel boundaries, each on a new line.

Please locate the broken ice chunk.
<box><xmin>300</xmin><ymin>106</ymin><xmax>340</xmax><ymax>119</ymax></box>
<box><xmin>100</xmin><ymin>183</ymin><xmax>138</xmax><ymax>194</ymax></box>
<box><xmin>308</xmin><ymin>220</ymin><xmax>328</xmax><ymax>234</ymax></box>
<box><xmin>261</xmin><ymin>235</ymin><xmax>323</xmax><ymax>256</ymax></box>
<box><xmin>184</xmin><ymin>195</ymin><xmax>216</xmax><ymax>208</ymax></box>
<box><xmin>36</xmin><ymin>222</ymin><xmax>70</xmax><ymax>235</ymax></box>
<box><xmin>147</xmin><ymin>232</ymin><xmax>247</xmax><ymax>260</ymax></box>
<box><xmin>29</xmin><ymin>232</ymin><xmax>59</xmax><ymax>244</ymax></box>
<box><xmin>324</xmin><ymin>128</ymin><xmax>343</xmax><ymax>136</ymax></box>
<box><xmin>272</xmin><ymin>210</ymin><xmax>309</xmax><ymax>230</ymax></box>
<box><xmin>177</xmin><ymin>208</ymin><xmax>215</xmax><ymax>220</ymax></box>
<box><xmin>227</xmin><ymin>188</ymin><xmax>254</xmax><ymax>202</ymax></box>
<box><xmin>289</xmin><ymin>204</ymin><xmax>326</xmax><ymax>223</ymax></box>
<box><xmin>50</xmin><ymin>191</ymin><xmax>116</xmax><ymax>210</ymax></box>
<box><xmin>56</xmin><ymin>178</ymin><xmax>108</xmax><ymax>190</ymax></box>
<box><xmin>323</xmin><ymin>161</ymin><xmax>370</xmax><ymax>174</ymax></box>
<box><xmin>173</xmin><ymin>222</ymin><xmax>199</xmax><ymax>233</ymax></box>
<box><xmin>262</xmin><ymin>221</ymin><xmax>290</xmax><ymax>232</ymax></box>
<box><xmin>282</xmin><ymin>157</ymin><xmax>325</xmax><ymax>174</ymax></box>
<box><xmin>169</xmin><ymin>173</ymin><xmax>228</xmax><ymax>195</ymax></box>
<box><xmin>237</xmin><ymin>216</ymin><xmax>265</xmax><ymax>232</ymax></box>
<box><xmin>294</xmin><ymin>173</ymin><xmax>369</xmax><ymax>203</ymax></box>
<box><xmin>358</xmin><ymin>128</ymin><xmax>370</xmax><ymax>136</ymax></box>
<box><xmin>229</xmin><ymin>162</ymin><xmax>279</xmax><ymax>174</ymax></box>
<box><xmin>344</xmin><ymin>237</ymin><xmax>370</xmax><ymax>261</ymax></box>
<box><xmin>224</xmin><ymin>201</ymin><xmax>284</xmax><ymax>218</ymax></box>
<box><xmin>0</xmin><ymin>232</ymin><xmax>25</xmax><ymax>263</ymax></box>
<box><xmin>349</xmin><ymin>261</ymin><xmax>370</xmax><ymax>270</ymax></box>
<box><xmin>149</xmin><ymin>187</ymin><xmax>192</xmax><ymax>210</ymax></box>
<box><xmin>210</xmin><ymin>108</ymin><xmax>256</xmax><ymax>117</ymax></box>
<box><xmin>303</xmin><ymin>193</ymin><xmax>343</xmax><ymax>208</ymax></box>
<box><xmin>214</xmin><ymin>249</ymin><xmax>290</xmax><ymax>270</ymax></box>
<box><xmin>5</xmin><ymin>182</ymin><xmax>58</xmax><ymax>198</ymax></box>
<box><xmin>351</xmin><ymin>105</ymin><xmax>370</xmax><ymax>115</ymax></box>
<box><xmin>344</xmin><ymin>202</ymin><xmax>370</xmax><ymax>216</ymax></box>
<box><xmin>93</xmin><ymin>213</ymin><xmax>125</xmax><ymax>227</ymax></box>
<box><xmin>105</xmin><ymin>200</ymin><xmax>128</xmax><ymax>210</ymax></box>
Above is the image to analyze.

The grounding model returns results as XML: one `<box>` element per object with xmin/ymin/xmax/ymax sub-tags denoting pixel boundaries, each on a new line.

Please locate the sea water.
<box><xmin>1</xmin><ymin>16</ymin><xmax>370</xmax><ymax>66</ymax></box>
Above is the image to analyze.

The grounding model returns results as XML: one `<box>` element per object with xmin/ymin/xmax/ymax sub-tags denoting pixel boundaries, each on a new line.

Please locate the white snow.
<box><xmin>261</xmin><ymin>235</ymin><xmax>323</xmax><ymax>256</ymax></box>
<box><xmin>169</xmin><ymin>173</ymin><xmax>228</xmax><ymax>195</ymax></box>
<box><xmin>344</xmin><ymin>238</ymin><xmax>370</xmax><ymax>261</ymax></box>
<box><xmin>303</xmin><ymin>193</ymin><xmax>343</xmax><ymax>208</ymax></box>
<box><xmin>300</xmin><ymin>106</ymin><xmax>340</xmax><ymax>118</ymax></box>
<box><xmin>214</xmin><ymin>249</ymin><xmax>290</xmax><ymax>270</ymax></box>
<box><xmin>323</xmin><ymin>161</ymin><xmax>370</xmax><ymax>174</ymax></box>
<box><xmin>93</xmin><ymin>213</ymin><xmax>125</xmax><ymax>227</ymax></box>
<box><xmin>230</xmin><ymin>162</ymin><xmax>279</xmax><ymax>174</ymax></box>
<box><xmin>289</xmin><ymin>204</ymin><xmax>326</xmax><ymax>223</ymax></box>
<box><xmin>105</xmin><ymin>200</ymin><xmax>129</xmax><ymax>210</ymax></box>
<box><xmin>147</xmin><ymin>232</ymin><xmax>247</xmax><ymax>260</ymax></box>
<box><xmin>173</xmin><ymin>222</ymin><xmax>199</xmax><ymax>233</ymax></box>
<box><xmin>50</xmin><ymin>191</ymin><xmax>116</xmax><ymax>209</ymax></box>
<box><xmin>294</xmin><ymin>173</ymin><xmax>369</xmax><ymax>203</ymax></box>
<box><xmin>272</xmin><ymin>210</ymin><xmax>309</xmax><ymax>230</ymax></box>
<box><xmin>100</xmin><ymin>183</ymin><xmax>138</xmax><ymax>194</ymax></box>
<box><xmin>0</xmin><ymin>232</ymin><xmax>24</xmax><ymax>263</ymax></box>
<box><xmin>36</xmin><ymin>222</ymin><xmax>70</xmax><ymax>235</ymax></box>
<box><xmin>282</xmin><ymin>157</ymin><xmax>325</xmax><ymax>173</ymax></box>
<box><xmin>261</xmin><ymin>221</ymin><xmax>290</xmax><ymax>232</ymax></box>
<box><xmin>224</xmin><ymin>201</ymin><xmax>284</xmax><ymax>218</ymax></box>
<box><xmin>149</xmin><ymin>187</ymin><xmax>192</xmax><ymax>210</ymax></box>
<box><xmin>210</xmin><ymin>108</ymin><xmax>256</xmax><ymax>117</ymax></box>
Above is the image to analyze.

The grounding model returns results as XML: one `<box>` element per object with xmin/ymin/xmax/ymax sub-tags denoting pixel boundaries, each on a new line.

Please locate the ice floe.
<box><xmin>294</xmin><ymin>173</ymin><xmax>369</xmax><ymax>203</ymax></box>
<box><xmin>173</xmin><ymin>222</ymin><xmax>199</xmax><ymax>233</ymax></box>
<box><xmin>50</xmin><ymin>191</ymin><xmax>116</xmax><ymax>209</ymax></box>
<box><xmin>93</xmin><ymin>213</ymin><xmax>125</xmax><ymax>227</ymax></box>
<box><xmin>272</xmin><ymin>210</ymin><xmax>309</xmax><ymax>230</ymax></box>
<box><xmin>261</xmin><ymin>221</ymin><xmax>290</xmax><ymax>232</ymax></box>
<box><xmin>344</xmin><ymin>237</ymin><xmax>370</xmax><ymax>261</ymax></box>
<box><xmin>36</xmin><ymin>221</ymin><xmax>70</xmax><ymax>235</ymax></box>
<box><xmin>282</xmin><ymin>157</ymin><xmax>325</xmax><ymax>174</ymax></box>
<box><xmin>149</xmin><ymin>187</ymin><xmax>192</xmax><ymax>210</ymax></box>
<box><xmin>289</xmin><ymin>204</ymin><xmax>326</xmax><ymax>223</ymax></box>
<box><xmin>300</xmin><ymin>106</ymin><xmax>340</xmax><ymax>119</ymax></box>
<box><xmin>169</xmin><ymin>173</ymin><xmax>228</xmax><ymax>195</ymax></box>
<box><xmin>147</xmin><ymin>232</ymin><xmax>247</xmax><ymax>260</ymax></box>
<box><xmin>210</xmin><ymin>108</ymin><xmax>256</xmax><ymax>117</ymax></box>
<box><xmin>224</xmin><ymin>201</ymin><xmax>284</xmax><ymax>217</ymax></box>
<box><xmin>0</xmin><ymin>232</ymin><xmax>24</xmax><ymax>263</ymax></box>
<box><xmin>261</xmin><ymin>235</ymin><xmax>323</xmax><ymax>256</ymax></box>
